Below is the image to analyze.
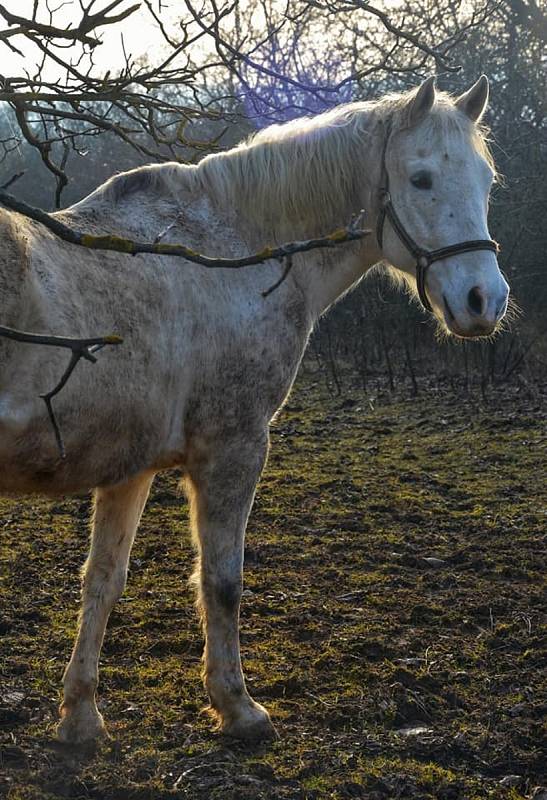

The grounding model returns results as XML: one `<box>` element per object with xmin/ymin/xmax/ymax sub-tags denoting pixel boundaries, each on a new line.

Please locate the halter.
<box><xmin>375</xmin><ymin>121</ymin><xmax>499</xmax><ymax>313</ymax></box>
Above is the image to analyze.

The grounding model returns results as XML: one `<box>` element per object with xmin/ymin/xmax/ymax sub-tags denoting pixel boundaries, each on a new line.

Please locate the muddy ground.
<box><xmin>0</xmin><ymin>373</ymin><xmax>545</xmax><ymax>800</ymax></box>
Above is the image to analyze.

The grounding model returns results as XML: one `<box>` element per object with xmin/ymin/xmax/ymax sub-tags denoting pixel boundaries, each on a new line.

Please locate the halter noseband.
<box><xmin>376</xmin><ymin>121</ymin><xmax>499</xmax><ymax>313</ymax></box>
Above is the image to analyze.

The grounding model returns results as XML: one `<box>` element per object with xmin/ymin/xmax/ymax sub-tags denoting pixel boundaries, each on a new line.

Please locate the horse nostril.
<box><xmin>467</xmin><ymin>286</ymin><xmax>484</xmax><ymax>316</ymax></box>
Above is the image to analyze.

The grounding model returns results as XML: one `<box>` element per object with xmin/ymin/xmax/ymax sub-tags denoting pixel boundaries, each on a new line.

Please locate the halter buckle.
<box><xmin>417</xmin><ymin>255</ymin><xmax>430</xmax><ymax>270</ymax></box>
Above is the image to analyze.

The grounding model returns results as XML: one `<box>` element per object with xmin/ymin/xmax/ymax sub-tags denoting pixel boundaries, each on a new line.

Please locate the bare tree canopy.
<box><xmin>3</xmin><ymin>0</ymin><xmax>542</xmax><ymax>203</ymax></box>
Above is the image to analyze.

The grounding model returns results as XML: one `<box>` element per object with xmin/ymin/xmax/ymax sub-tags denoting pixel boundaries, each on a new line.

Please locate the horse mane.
<box><xmin>79</xmin><ymin>86</ymin><xmax>495</xmax><ymax>244</ymax></box>
<box><xmin>197</xmin><ymin>101</ymin><xmax>378</xmax><ymax>242</ymax></box>
<box><xmin>196</xmin><ymin>86</ymin><xmax>496</xmax><ymax>242</ymax></box>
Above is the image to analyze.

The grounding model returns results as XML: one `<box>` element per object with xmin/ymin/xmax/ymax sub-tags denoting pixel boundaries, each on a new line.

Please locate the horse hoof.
<box><xmin>221</xmin><ymin>705</ymin><xmax>279</xmax><ymax>742</ymax></box>
<box><xmin>56</xmin><ymin>704</ymin><xmax>107</xmax><ymax>745</ymax></box>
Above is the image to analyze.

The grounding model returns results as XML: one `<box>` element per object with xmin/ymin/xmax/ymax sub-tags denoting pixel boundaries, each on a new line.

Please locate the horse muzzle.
<box><xmin>441</xmin><ymin>281</ymin><xmax>509</xmax><ymax>338</ymax></box>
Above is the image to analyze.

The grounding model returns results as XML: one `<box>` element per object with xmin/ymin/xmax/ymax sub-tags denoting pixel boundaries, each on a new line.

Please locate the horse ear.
<box><xmin>407</xmin><ymin>76</ymin><xmax>436</xmax><ymax>126</ymax></box>
<box><xmin>455</xmin><ymin>75</ymin><xmax>489</xmax><ymax>122</ymax></box>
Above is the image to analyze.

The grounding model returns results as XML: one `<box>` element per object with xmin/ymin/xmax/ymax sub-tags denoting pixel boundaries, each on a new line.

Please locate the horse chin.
<box><xmin>430</xmin><ymin>309</ymin><xmax>496</xmax><ymax>341</ymax></box>
<box><xmin>450</xmin><ymin>326</ymin><xmax>497</xmax><ymax>340</ymax></box>
<box><xmin>442</xmin><ymin>315</ymin><xmax>498</xmax><ymax>340</ymax></box>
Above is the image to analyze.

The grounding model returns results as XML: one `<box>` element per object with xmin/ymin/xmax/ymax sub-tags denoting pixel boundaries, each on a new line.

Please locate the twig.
<box><xmin>262</xmin><ymin>255</ymin><xmax>294</xmax><ymax>297</ymax></box>
<box><xmin>0</xmin><ymin>325</ymin><xmax>122</xmax><ymax>459</ymax></box>
<box><xmin>0</xmin><ymin>170</ymin><xmax>24</xmax><ymax>190</ymax></box>
<box><xmin>0</xmin><ymin>0</ymin><xmax>140</xmax><ymax>47</ymax></box>
<box><xmin>0</xmin><ymin>189</ymin><xmax>371</xmax><ymax>272</ymax></box>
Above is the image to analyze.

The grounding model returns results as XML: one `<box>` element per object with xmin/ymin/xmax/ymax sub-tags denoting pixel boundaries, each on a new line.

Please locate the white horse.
<box><xmin>0</xmin><ymin>76</ymin><xmax>509</xmax><ymax>743</ymax></box>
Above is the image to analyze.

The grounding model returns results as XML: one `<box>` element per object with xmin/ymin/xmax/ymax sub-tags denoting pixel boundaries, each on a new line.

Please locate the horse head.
<box><xmin>379</xmin><ymin>76</ymin><xmax>509</xmax><ymax>338</ymax></box>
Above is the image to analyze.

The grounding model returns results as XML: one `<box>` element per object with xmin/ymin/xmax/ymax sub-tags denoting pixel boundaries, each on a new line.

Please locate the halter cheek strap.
<box><xmin>376</xmin><ymin>122</ymin><xmax>499</xmax><ymax>314</ymax></box>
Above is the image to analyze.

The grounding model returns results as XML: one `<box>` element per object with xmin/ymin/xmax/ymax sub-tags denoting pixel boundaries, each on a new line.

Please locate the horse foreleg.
<box><xmin>57</xmin><ymin>471</ymin><xmax>154</xmax><ymax>744</ymax></box>
<box><xmin>187</xmin><ymin>433</ymin><xmax>276</xmax><ymax>741</ymax></box>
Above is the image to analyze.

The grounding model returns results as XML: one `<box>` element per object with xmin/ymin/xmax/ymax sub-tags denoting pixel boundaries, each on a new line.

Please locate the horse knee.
<box><xmin>82</xmin><ymin>561</ymin><xmax>128</xmax><ymax>606</ymax></box>
<box><xmin>110</xmin><ymin>565</ymin><xmax>128</xmax><ymax>600</ymax></box>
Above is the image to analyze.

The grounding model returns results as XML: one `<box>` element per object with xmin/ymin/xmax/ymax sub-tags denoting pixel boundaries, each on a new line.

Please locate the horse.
<box><xmin>0</xmin><ymin>75</ymin><xmax>509</xmax><ymax>743</ymax></box>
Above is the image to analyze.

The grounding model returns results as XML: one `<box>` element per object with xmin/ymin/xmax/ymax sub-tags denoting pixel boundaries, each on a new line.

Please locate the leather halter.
<box><xmin>376</xmin><ymin>122</ymin><xmax>499</xmax><ymax>313</ymax></box>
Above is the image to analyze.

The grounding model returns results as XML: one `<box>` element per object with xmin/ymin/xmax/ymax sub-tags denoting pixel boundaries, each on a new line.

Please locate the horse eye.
<box><xmin>411</xmin><ymin>171</ymin><xmax>432</xmax><ymax>190</ymax></box>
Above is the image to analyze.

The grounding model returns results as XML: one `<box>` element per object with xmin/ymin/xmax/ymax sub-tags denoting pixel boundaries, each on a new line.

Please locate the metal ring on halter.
<box><xmin>376</xmin><ymin>120</ymin><xmax>499</xmax><ymax>313</ymax></box>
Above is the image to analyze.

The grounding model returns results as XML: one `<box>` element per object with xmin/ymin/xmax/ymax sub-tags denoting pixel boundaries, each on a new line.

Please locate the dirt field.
<box><xmin>1</xmin><ymin>374</ymin><xmax>545</xmax><ymax>800</ymax></box>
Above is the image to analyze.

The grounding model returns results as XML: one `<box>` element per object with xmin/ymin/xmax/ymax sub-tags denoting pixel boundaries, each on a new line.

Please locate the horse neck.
<box><xmin>291</xmin><ymin>234</ymin><xmax>381</xmax><ymax>320</ymax></box>
<box><xmin>200</xmin><ymin>106</ymin><xmax>386</xmax><ymax>320</ymax></box>
<box><xmin>284</xmin><ymin>125</ymin><xmax>385</xmax><ymax>319</ymax></box>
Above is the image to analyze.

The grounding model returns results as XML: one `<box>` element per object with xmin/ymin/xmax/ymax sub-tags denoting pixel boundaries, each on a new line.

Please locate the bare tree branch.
<box><xmin>326</xmin><ymin>0</ymin><xmax>463</xmax><ymax>72</ymax></box>
<box><xmin>0</xmin><ymin>0</ymin><xmax>499</xmax><ymax>201</ymax></box>
<box><xmin>0</xmin><ymin>188</ymin><xmax>371</xmax><ymax>269</ymax></box>
<box><xmin>0</xmin><ymin>0</ymin><xmax>140</xmax><ymax>47</ymax></box>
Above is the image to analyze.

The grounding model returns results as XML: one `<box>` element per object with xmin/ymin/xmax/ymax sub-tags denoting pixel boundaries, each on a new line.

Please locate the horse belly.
<box><xmin>0</xmin><ymin>396</ymin><xmax>175</xmax><ymax>496</ymax></box>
